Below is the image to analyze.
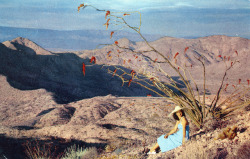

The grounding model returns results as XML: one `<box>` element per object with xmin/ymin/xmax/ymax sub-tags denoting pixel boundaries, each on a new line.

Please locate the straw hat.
<box><xmin>168</xmin><ymin>106</ymin><xmax>183</xmax><ymax>117</ymax></box>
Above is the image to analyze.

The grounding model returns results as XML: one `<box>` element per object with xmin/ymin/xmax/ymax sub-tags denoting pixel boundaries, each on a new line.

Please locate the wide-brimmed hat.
<box><xmin>168</xmin><ymin>106</ymin><xmax>183</xmax><ymax>117</ymax></box>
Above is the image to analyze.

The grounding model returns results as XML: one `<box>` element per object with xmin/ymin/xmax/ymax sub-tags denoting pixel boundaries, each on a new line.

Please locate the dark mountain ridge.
<box><xmin>0</xmin><ymin>37</ymin><xmax>156</xmax><ymax>104</ymax></box>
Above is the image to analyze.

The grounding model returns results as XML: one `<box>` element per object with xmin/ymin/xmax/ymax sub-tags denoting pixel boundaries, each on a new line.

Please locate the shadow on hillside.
<box><xmin>0</xmin><ymin>43</ymin><xmax>165</xmax><ymax>104</ymax></box>
<box><xmin>0</xmin><ymin>134</ymin><xmax>106</xmax><ymax>159</ymax></box>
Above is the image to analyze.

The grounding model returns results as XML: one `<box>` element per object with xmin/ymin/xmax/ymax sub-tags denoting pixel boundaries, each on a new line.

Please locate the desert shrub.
<box><xmin>77</xmin><ymin>3</ymin><xmax>250</xmax><ymax>129</ymax></box>
<box><xmin>61</xmin><ymin>145</ymin><xmax>98</xmax><ymax>159</ymax></box>
<box><xmin>23</xmin><ymin>140</ymin><xmax>54</xmax><ymax>159</ymax></box>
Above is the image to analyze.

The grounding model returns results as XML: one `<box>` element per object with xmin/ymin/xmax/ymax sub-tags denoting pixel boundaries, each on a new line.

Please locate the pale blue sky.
<box><xmin>0</xmin><ymin>0</ymin><xmax>249</xmax><ymax>38</ymax></box>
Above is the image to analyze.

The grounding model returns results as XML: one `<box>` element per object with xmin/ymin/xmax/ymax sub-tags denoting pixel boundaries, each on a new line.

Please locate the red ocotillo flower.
<box><xmin>131</xmin><ymin>70</ymin><xmax>136</xmax><ymax>78</ymax></box>
<box><xmin>191</xmin><ymin>64</ymin><xmax>193</xmax><ymax>68</ymax></box>
<box><xmin>247</xmin><ymin>79</ymin><xmax>249</xmax><ymax>86</ymax></box>
<box><xmin>228</xmin><ymin>56</ymin><xmax>230</xmax><ymax>61</ymax></box>
<box><xmin>117</xmin><ymin>49</ymin><xmax>120</xmax><ymax>53</ymax></box>
<box><xmin>113</xmin><ymin>69</ymin><xmax>117</xmax><ymax>77</ymax></box>
<box><xmin>135</xmin><ymin>56</ymin><xmax>138</xmax><ymax>59</ymax></box>
<box><xmin>154</xmin><ymin>58</ymin><xmax>158</xmax><ymax>62</ymax></box>
<box><xmin>78</xmin><ymin>3</ymin><xmax>84</xmax><ymax>12</ymax></box>
<box><xmin>114</xmin><ymin>41</ymin><xmax>118</xmax><ymax>45</ymax></box>
<box><xmin>239</xmin><ymin>79</ymin><xmax>241</xmax><ymax>84</ymax></box>
<box><xmin>218</xmin><ymin>55</ymin><xmax>222</xmax><ymax>58</ymax></box>
<box><xmin>110</xmin><ymin>31</ymin><xmax>114</xmax><ymax>39</ymax></box>
<box><xmin>147</xmin><ymin>94</ymin><xmax>152</xmax><ymax>97</ymax></box>
<box><xmin>232</xmin><ymin>84</ymin><xmax>236</xmax><ymax>89</ymax></box>
<box><xmin>82</xmin><ymin>62</ymin><xmax>86</xmax><ymax>76</ymax></box>
<box><xmin>235</xmin><ymin>50</ymin><xmax>238</xmax><ymax>56</ymax></box>
<box><xmin>123</xmin><ymin>60</ymin><xmax>126</xmax><ymax>64</ymax></box>
<box><xmin>123</xmin><ymin>13</ymin><xmax>130</xmax><ymax>16</ymax></box>
<box><xmin>224</xmin><ymin>56</ymin><xmax>226</xmax><ymax>60</ymax></box>
<box><xmin>231</xmin><ymin>62</ymin><xmax>233</xmax><ymax>67</ymax></box>
<box><xmin>184</xmin><ymin>47</ymin><xmax>189</xmax><ymax>53</ymax></box>
<box><xmin>105</xmin><ymin>11</ymin><xmax>110</xmax><ymax>19</ymax></box>
<box><xmin>128</xmin><ymin>79</ymin><xmax>132</xmax><ymax>87</ymax></box>
<box><xmin>174</xmin><ymin>52</ymin><xmax>179</xmax><ymax>59</ymax></box>
<box><xmin>128</xmin><ymin>59</ymin><xmax>131</xmax><ymax>63</ymax></box>
<box><xmin>104</xmin><ymin>19</ymin><xmax>110</xmax><ymax>30</ymax></box>
<box><xmin>90</xmin><ymin>56</ymin><xmax>96</xmax><ymax>64</ymax></box>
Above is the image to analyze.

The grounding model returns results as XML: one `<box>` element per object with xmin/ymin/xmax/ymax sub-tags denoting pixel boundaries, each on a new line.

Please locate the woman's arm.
<box><xmin>164</xmin><ymin>121</ymin><xmax>179</xmax><ymax>138</ymax></box>
<box><xmin>182</xmin><ymin>117</ymin><xmax>187</xmax><ymax>144</ymax></box>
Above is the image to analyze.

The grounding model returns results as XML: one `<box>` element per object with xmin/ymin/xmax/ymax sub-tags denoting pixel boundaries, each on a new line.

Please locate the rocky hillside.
<box><xmin>0</xmin><ymin>37</ymin><xmax>155</xmax><ymax>104</ymax></box>
<box><xmin>76</xmin><ymin>35</ymin><xmax>250</xmax><ymax>93</ymax></box>
<box><xmin>0</xmin><ymin>91</ymin><xmax>249</xmax><ymax>158</ymax></box>
<box><xmin>140</xmin><ymin>35</ymin><xmax>249</xmax><ymax>84</ymax></box>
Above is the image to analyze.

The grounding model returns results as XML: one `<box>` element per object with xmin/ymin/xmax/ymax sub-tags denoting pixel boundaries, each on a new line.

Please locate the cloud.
<box><xmin>83</xmin><ymin>0</ymin><xmax>250</xmax><ymax>10</ymax></box>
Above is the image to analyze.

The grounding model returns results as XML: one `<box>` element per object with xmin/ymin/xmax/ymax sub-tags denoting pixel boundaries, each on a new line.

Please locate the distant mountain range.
<box><xmin>0</xmin><ymin>26</ymin><xmax>162</xmax><ymax>51</ymax></box>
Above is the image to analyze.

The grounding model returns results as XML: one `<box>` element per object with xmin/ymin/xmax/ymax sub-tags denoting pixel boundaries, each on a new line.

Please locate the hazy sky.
<box><xmin>0</xmin><ymin>0</ymin><xmax>249</xmax><ymax>38</ymax></box>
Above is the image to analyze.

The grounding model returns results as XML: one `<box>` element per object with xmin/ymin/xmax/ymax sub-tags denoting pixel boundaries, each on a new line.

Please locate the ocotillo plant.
<box><xmin>78</xmin><ymin>3</ymin><xmax>249</xmax><ymax>128</ymax></box>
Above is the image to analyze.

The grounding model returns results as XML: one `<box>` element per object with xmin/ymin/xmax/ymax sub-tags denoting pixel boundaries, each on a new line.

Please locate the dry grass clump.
<box><xmin>23</xmin><ymin>140</ymin><xmax>55</xmax><ymax>159</ymax></box>
<box><xmin>24</xmin><ymin>140</ymin><xmax>99</xmax><ymax>159</ymax></box>
<box><xmin>61</xmin><ymin>145</ymin><xmax>98</xmax><ymax>159</ymax></box>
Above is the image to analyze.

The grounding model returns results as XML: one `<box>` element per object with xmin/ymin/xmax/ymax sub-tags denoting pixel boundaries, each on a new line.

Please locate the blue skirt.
<box><xmin>157</xmin><ymin>125</ymin><xmax>189</xmax><ymax>152</ymax></box>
